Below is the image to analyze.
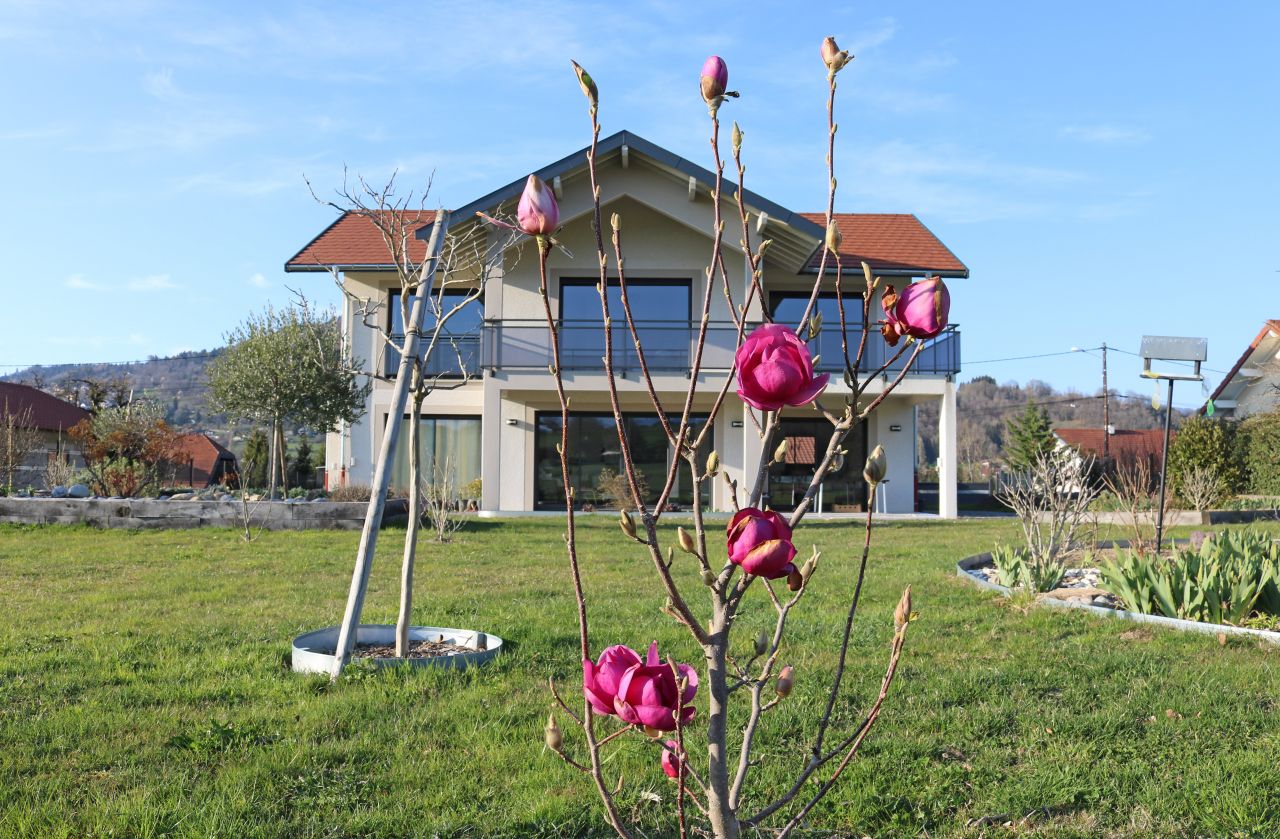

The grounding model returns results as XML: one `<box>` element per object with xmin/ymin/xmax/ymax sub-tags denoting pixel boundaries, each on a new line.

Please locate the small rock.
<box><xmin>50</xmin><ymin>486</ymin><xmax>68</xmax><ymax>498</ymax></box>
<box><xmin>168</xmin><ymin>492</ymin><xmax>195</xmax><ymax>501</ymax></box>
<box><xmin>68</xmin><ymin>484</ymin><xmax>91</xmax><ymax>499</ymax></box>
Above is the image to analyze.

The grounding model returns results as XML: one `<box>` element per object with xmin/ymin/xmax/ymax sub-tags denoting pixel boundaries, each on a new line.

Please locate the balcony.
<box><xmin>384</xmin><ymin>321</ymin><xmax>959</xmax><ymax>379</ymax></box>
<box><xmin>482</xmin><ymin>320</ymin><xmax>959</xmax><ymax>377</ymax></box>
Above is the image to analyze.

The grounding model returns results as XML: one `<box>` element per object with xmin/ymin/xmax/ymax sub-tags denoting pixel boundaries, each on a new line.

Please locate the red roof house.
<box><xmin>0</xmin><ymin>382</ymin><xmax>90</xmax><ymax>431</ymax></box>
<box><xmin>1054</xmin><ymin>427</ymin><xmax>1173</xmax><ymax>464</ymax></box>
<box><xmin>168</xmin><ymin>433</ymin><xmax>238</xmax><ymax>488</ymax></box>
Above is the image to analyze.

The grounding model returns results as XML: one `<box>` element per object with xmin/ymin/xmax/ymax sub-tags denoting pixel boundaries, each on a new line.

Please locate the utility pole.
<box><xmin>1101</xmin><ymin>342</ymin><xmax>1109</xmax><ymax>461</ymax></box>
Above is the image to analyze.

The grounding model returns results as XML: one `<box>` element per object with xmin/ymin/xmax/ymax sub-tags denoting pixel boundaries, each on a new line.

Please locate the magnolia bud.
<box><xmin>706</xmin><ymin>450</ymin><xmax>720</xmax><ymax>477</ymax></box>
<box><xmin>863</xmin><ymin>444</ymin><xmax>887</xmax><ymax>486</ymax></box>
<box><xmin>731</xmin><ymin>121</ymin><xmax>743</xmax><ymax>154</ymax></box>
<box><xmin>754</xmin><ymin>630</ymin><xmax>769</xmax><ymax>656</ymax></box>
<box><xmin>807</xmin><ymin>311</ymin><xmax>823</xmax><ymax>341</ymax></box>
<box><xmin>894</xmin><ymin>585</ymin><xmax>913</xmax><ymax>632</ymax></box>
<box><xmin>701</xmin><ymin>567</ymin><xmax>717</xmax><ymax>587</ymax></box>
<box><xmin>776</xmin><ymin>665</ymin><xmax>795</xmax><ymax>698</ymax></box>
<box><xmin>619</xmin><ymin>508</ymin><xmax>637</xmax><ymax>539</ymax></box>
<box><xmin>757</xmin><ymin>238</ymin><xmax>773</xmax><ymax>258</ymax></box>
<box><xmin>801</xmin><ymin>554</ymin><xmax>817</xmax><ymax>582</ymax></box>
<box><xmin>677</xmin><ymin>526</ymin><xmax>696</xmax><ymax>555</ymax></box>
<box><xmin>773</xmin><ymin>438</ymin><xmax>788</xmax><ymax>464</ymax></box>
<box><xmin>787</xmin><ymin>567</ymin><xmax>803</xmax><ymax>592</ymax></box>
<box><xmin>820</xmin><ymin>36</ymin><xmax>852</xmax><ymax>74</ymax></box>
<box><xmin>824</xmin><ymin>220</ymin><xmax>842</xmax><ymax>254</ymax></box>
<box><xmin>610</xmin><ymin>212</ymin><xmax>621</xmax><ymax>232</ymax></box>
<box><xmin>570</xmin><ymin>60</ymin><xmax>599</xmax><ymax>112</ymax></box>
<box><xmin>544</xmin><ymin>713</ymin><xmax>563</xmax><ymax>752</ymax></box>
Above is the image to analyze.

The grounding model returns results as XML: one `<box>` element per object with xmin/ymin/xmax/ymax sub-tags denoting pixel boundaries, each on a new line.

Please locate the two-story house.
<box><xmin>286</xmin><ymin>131</ymin><xmax>967</xmax><ymax>516</ymax></box>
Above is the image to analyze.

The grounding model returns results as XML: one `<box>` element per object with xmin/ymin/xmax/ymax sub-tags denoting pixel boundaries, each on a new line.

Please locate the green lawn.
<box><xmin>2</xmin><ymin>517</ymin><xmax>1278</xmax><ymax>838</ymax></box>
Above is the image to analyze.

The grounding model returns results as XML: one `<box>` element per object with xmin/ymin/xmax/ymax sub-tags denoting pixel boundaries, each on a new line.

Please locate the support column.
<box><xmin>481</xmin><ymin>377</ymin><xmax>502</xmax><ymax>512</ymax></box>
<box><xmin>938</xmin><ymin>380</ymin><xmax>958</xmax><ymax>519</ymax></box>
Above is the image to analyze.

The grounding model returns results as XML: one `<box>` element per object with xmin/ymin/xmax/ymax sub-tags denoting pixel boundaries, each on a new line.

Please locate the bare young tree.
<box><xmin>519</xmin><ymin>49</ymin><xmax>938</xmax><ymax>839</ymax></box>
<box><xmin>1178</xmin><ymin>462</ymin><xmax>1224</xmax><ymax>511</ymax></box>
<box><xmin>1103</xmin><ymin>454</ymin><xmax>1166</xmax><ymax>554</ymax></box>
<box><xmin>0</xmin><ymin>401</ymin><xmax>43</xmax><ymax>493</ymax></box>
<box><xmin>307</xmin><ymin>172</ymin><xmax>516</xmax><ymax>659</ymax></box>
<box><xmin>995</xmin><ymin>449</ymin><xmax>1101</xmax><ymax>571</ymax></box>
<box><xmin>421</xmin><ymin>452</ymin><xmax>467</xmax><ymax>543</ymax></box>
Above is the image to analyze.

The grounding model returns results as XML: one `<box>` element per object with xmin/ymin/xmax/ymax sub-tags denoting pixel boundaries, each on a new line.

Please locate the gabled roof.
<box><xmin>799</xmin><ymin>213</ymin><xmax>969</xmax><ymax>278</ymax></box>
<box><xmin>1203</xmin><ymin>319</ymin><xmax>1280</xmax><ymax>413</ymax></box>
<box><xmin>0</xmin><ymin>382</ymin><xmax>89</xmax><ymax>431</ymax></box>
<box><xmin>170</xmin><ymin>433</ymin><xmax>238</xmax><ymax>487</ymax></box>
<box><xmin>1054</xmin><ymin>427</ymin><xmax>1172</xmax><ymax>462</ymax></box>
<box><xmin>286</xmin><ymin>210</ymin><xmax>436</xmax><ymax>273</ymax></box>
<box><xmin>287</xmin><ymin>130</ymin><xmax>967</xmax><ymax>278</ymax></box>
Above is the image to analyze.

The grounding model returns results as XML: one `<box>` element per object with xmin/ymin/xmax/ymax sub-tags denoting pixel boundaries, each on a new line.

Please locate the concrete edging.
<box><xmin>0</xmin><ymin>497</ymin><xmax>409</xmax><ymax>531</ymax></box>
<box><xmin>956</xmin><ymin>550</ymin><xmax>1280</xmax><ymax>646</ymax></box>
<box><xmin>291</xmin><ymin>624</ymin><xmax>504</xmax><ymax>674</ymax></box>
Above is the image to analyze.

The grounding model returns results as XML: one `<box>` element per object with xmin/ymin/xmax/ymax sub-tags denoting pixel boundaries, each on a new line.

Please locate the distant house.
<box><xmin>1203</xmin><ymin>319</ymin><xmax>1280</xmax><ymax>419</ymax></box>
<box><xmin>1054</xmin><ymin>427</ymin><xmax>1172</xmax><ymax>467</ymax></box>
<box><xmin>0</xmin><ymin>382</ymin><xmax>90</xmax><ymax>489</ymax></box>
<box><xmin>166</xmin><ymin>433</ymin><xmax>238</xmax><ymax>488</ymax></box>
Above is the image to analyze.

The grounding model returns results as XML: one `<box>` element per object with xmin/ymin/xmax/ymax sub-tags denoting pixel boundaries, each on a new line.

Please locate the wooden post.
<box><xmin>329</xmin><ymin>209</ymin><xmax>451</xmax><ymax>679</ymax></box>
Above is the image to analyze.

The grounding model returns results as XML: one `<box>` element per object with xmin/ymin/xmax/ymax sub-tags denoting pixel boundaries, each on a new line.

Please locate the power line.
<box><xmin>964</xmin><ymin>347</ymin><xmax>1101</xmax><ymax>366</ymax></box>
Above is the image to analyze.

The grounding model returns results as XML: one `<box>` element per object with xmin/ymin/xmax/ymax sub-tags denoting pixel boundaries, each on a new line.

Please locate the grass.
<box><xmin>2</xmin><ymin>516</ymin><xmax>1279</xmax><ymax>837</ymax></box>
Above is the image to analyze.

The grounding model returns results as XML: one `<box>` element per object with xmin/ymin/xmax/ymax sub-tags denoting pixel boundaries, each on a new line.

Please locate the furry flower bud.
<box><xmin>570</xmin><ymin>60</ymin><xmax>599</xmax><ymax>112</ymax></box>
<box><xmin>773</xmin><ymin>438</ymin><xmax>788</xmax><ymax>464</ymax></box>
<box><xmin>894</xmin><ymin>585</ymin><xmax>913</xmax><ymax>632</ymax></box>
<box><xmin>824</xmin><ymin>220</ymin><xmax>842</xmax><ymax>254</ymax></box>
<box><xmin>820</xmin><ymin>36</ymin><xmax>852</xmax><ymax>74</ymax></box>
<box><xmin>544</xmin><ymin>713</ymin><xmax>563</xmax><ymax>752</ymax></box>
<box><xmin>776</xmin><ymin>665</ymin><xmax>795</xmax><ymax>698</ymax></box>
<box><xmin>706</xmin><ymin>450</ymin><xmax>720</xmax><ymax>477</ymax></box>
<box><xmin>619</xmin><ymin>508</ymin><xmax>637</xmax><ymax>540</ymax></box>
<box><xmin>863</xmin><ymin>444</ymin><xmax>887</xmax><ymax>486</ymax></box>
<box><xmin>677</xmin><ymin>526</ymin><xmax>697</xmax><ymax>555</ymax></box>
<box><xmin>754</xmin><ymin>630</ymin><xmax>769</xmax><ymax>656</ymax></box>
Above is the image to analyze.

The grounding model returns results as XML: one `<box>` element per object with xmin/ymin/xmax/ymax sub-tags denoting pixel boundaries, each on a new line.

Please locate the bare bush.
<box><xmin>1178</xmin><ymin>463</ymin><xmax>1225</xmax><ymax>511</ymax></box>
<box><xmin>996</xmin><ymin>450</ymin><xmax>1101</xmax><ymax>570</ymax></box>
<box><xmin>1103</xmin><ymin>454</ymin><xmax>1167</xmax><ymax>553</ymax></box>
<box><xmin>420</xmin><ymin>453</ymin><xmax>468</xmax><ymax>543</ymax></box>
<box><xmin>1</xmin><ymin>402</ymin><xmax>42</xmax><ymax>493</ymax></box>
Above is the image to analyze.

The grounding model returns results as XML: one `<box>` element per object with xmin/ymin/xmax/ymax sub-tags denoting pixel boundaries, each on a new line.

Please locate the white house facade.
<box><xmin>1204</xmin><ymin>319</ymin><xmax>1280</xmax><ymax>419</ymax></box>
<box><xmin>286</xmin><ymin>131</ymin><xmax>967</xmax><ymax>517</ymax></box>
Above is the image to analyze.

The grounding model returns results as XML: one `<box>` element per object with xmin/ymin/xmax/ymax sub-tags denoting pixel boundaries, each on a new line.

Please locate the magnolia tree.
<box><xmin>482</xmin><ymin>42</ymin><xmax>952</xmax><ymax>838</ymax></box>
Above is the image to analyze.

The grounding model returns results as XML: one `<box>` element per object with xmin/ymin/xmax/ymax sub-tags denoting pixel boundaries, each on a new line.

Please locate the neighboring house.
<box><xmin>286</xmin><ymin>131</ymin><xmax>968</xmax><ymax>516</ymax></box>
<box><xmin>1203</xmin><ymin>319</ymin><xmax>1280</xmax><ymax>419</ymax></box>
<box><xmin>0</xmin><ymin>382</ymin><xmax>90</xmax><ymax>489</ymax></box>
<box><xmin>1054</xmin><ymin>427</ymin><xmax>1173</xmax><ymax>468</ymax></box>
<box><xmin>166</xmin><ymin>433</ymin><xmax>238</xmax><ymax>488</ymax></box>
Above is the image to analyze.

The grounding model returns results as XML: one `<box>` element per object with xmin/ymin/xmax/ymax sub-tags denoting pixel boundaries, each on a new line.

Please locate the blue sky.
<box><xmin>2</xmin><ymin>1</ymin><xmax>1276</xmax><ymax>409</ymax></box>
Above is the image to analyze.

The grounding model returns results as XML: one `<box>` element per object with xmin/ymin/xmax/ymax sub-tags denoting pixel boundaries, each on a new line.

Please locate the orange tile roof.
<box><xmin>287</xmin><ymin>210</ymin><xmax>968</xmax><ymax>278</ymax></box>
<box><xmin>286</xmin><ymin>210</ymin><xmax>436</xmax><ymax>271</ymax></box>
<box><xmin>0</xmin><ymin>382</ymin><xmax>89</xmax><ymax>431</ymax></box>
<box><xmin>800</xmin><ymin>213</ymin><xmax>968</xmax><ymax>277</ymax></box>
<box><xmin>1054</xmin><ymin>427</ymin><xmax>1173</xmax><ymax>462</ymax></box>
<box><xmin>169</xmin><ymin>433</ymin><xmax>238</xmax><ymax>487</ymax></box>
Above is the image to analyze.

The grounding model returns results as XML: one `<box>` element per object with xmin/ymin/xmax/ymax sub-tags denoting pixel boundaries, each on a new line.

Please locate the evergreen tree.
<box><xmin>291</xmin><ymin>437</ymin><xmax>314</xmax><ymax>488</ymax></box>
<box><xmin>241</xmin><ymin>429</ymin><xmax>269</xmax><ymax>489</ymax></box>
<box><xmin>1004</xmin><ymin>401</ymin><xmax>1056</xmax><ymax>470</ymax></box>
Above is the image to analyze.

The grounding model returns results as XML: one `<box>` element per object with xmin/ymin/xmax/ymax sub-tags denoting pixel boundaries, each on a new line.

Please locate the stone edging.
<box><xmin>956</xmin><ymin>551</ymin><xmax>1280</xmax><ymax>646</ymax></box>
<box><xmin>0</xmin><ymin>497</ymin><xmax>409</xmax><ymax>531</ymax></box>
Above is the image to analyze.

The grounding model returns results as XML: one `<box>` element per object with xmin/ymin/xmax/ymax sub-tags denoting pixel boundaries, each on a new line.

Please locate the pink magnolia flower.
<box><xmin>517</xmin><ymin>174</ymin><xmax>559</xmax><ymax>236</ymax></box>
<box><xmin>613</xmin><ymin>641</ymin><xmax>698</xmax><ymax>731</ymax></box>
<box><xmin>727</xmin><ymin>507</ymin><xmax>797</xmax><ymax>579</ymax></box>
<box><xmin>700</xmin><ymin>56</ymin><xmax>728</xmax><ymax>104</ymax></box>
<box><xmin>661</xmin><ymin>740</ymin><xmax>682</xmax><ymax>779</ymax></box>
<box><xmin>583</xmin><ymin>644</ymin><xmax>642</xmax><ymax>717</ymax></box>
<box><xmin>881</xmin><ymin>277</ymin><xmax>950</xmax><ymax>347</ymax></box>
<box><xmin>735</xmin><ymin>323</ymin><xmax>830</xmax><ymax>411</ymax></box>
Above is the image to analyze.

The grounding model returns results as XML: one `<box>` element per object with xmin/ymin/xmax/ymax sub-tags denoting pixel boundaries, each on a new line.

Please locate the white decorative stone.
<box><xmin>68</xmin><ymin>484</ymin><xmax>91</xmax><ymax>499</ymax></box>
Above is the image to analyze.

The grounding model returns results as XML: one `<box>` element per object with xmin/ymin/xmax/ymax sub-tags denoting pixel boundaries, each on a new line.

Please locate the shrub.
<box><xmin>1241</xmin><ymin>410</ymin><xmax>1280</xmax><ymax>496</ymax></box>
<box><xmin>1167</xmin><ymin>416</ymin><xmax>1242</xmax><ymax>503</ymax></box>
<box><xmin>594</xmin><ymin>466</ymin><xmax>649</xmax><ymax>511</ymax></box>
<box><xmin>328</xmin><ymin>484</ymin><xmax>373</xmax><ymax>502</ymax></box>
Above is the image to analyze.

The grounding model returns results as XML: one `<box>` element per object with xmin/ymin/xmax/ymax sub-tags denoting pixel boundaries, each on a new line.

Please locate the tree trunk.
<box><xmin>267</xmin><ymin>419</ymin><xmax>278</xmax><ymax>499</ymax></box>
<box><xmin>396</xmin><ymin>388</ymin><xmax>425</xmax><ymax>657</ymax></box>
<box><xmin>277</xmin><ymin>424</ymin><xmax>289</xmax><ymax>496</ymax></box>
<box><xmin>705</xmin><ymin>612</ymin><xmax>741</xmax><ymax>839</ymax></box>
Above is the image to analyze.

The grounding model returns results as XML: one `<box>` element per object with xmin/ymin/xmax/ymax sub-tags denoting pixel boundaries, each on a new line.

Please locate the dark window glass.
<box><xmin>535</xmin><ymin>412</ymin><xmax>709</xmax><ymax>510</ymax></box>
<box><xmin>558</xmin><ymin>279</ymin><xmax>692</xmax><ymax>371</ymax></box>
<box><xmin>770</xmin><ymin>291</ymin><xmax>864</xmax><ymax>373</ymax></box>
<box><xmin>765</xmin><ymin>417</ymin><xmax>869</xmax><ymax>513</ymax></box>
<box><xmin>387</xmin><ymin>289</ymin><xmax>483</xmax><ymax>376</ymax></box>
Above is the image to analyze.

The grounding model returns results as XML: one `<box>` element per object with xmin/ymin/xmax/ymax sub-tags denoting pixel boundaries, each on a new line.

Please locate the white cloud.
<box><xmin>127</xmin><ymin>274</ymin><xmax>178</xmax><ymax>291</ymax></box>
<box><xmin>65</xmin><ymin>274</ymin><xmax>100</xmax><ymax>290</ymax></box>
<box><xmin>143</xmin><ymin>67</ymin><xmax>181</xmax><ymax>100</ymax></box>
<box><xmin>1060</xmin><ymin>124</ymin><xmax>1149</xmax><ymax>145</ymax></box>
<box><xmin>248</xmin><ymin>272</ymin><xmax>269</xmax><ymax>288</ymax></box>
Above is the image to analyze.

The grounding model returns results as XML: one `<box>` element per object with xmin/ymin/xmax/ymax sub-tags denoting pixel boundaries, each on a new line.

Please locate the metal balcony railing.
<box><xmin>383</xmin><ymin>322</ymin><xmax>960</xmax><ymax>379</ymax></box>
<box><xmin>478</xmin><ymin>320</ymin><xmax>960</xmax><ymax>377</ymax></box>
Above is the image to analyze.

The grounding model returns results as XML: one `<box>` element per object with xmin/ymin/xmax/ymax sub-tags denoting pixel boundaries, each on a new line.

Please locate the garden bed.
<box><xmin>957</xmin><ymin>548</ymin><xmax>1280</xmax><ymax>645</ymax></box>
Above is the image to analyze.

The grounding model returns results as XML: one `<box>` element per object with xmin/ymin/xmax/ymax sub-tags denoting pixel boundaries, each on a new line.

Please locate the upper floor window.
<box><xmin>560</xmin><ymin>279</ymin><xmax>692</xmax><ymax>323</ymax></box>
<box><xmin>386</xmin><ymin>288</ymin><xmax>483</xmax><ymax>377</ymax></box>
<box><xmin>389</xmin><ymin>288</ymin><xmax>483</xmax><ymax>337</ymax></box>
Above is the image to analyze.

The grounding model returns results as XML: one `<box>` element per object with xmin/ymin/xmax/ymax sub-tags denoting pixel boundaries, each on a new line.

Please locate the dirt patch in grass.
<box><xmin>354</xmin><ymin>639</ymin><xmax>476</xmax><ymax>660</ymax></box>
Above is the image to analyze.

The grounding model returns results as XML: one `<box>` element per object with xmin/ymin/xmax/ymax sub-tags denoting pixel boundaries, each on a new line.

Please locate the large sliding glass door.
<box><xmin>535</xmin><ymin>412</ymin><xmax>708</xmax><ymax>510</ymax></box>
<box><xmin>765</xmin><ymin>417</ymin><xmax>869</xmax><ymax>513</ymax></box>
<box><xmin>389</xmin><ymin>415</ymin><xmax>482</xmax><ymax>496</ymax></box>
